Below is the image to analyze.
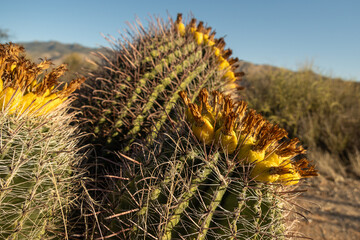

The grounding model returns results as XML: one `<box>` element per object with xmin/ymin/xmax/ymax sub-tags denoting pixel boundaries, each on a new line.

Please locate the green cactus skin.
<box><xmin>0</xmin><ymin>109</ymin><xmax>82</xmax><ymax>239</ymax></box>
<box><xmin>107</xmin><ymin>136</ymin><xmax>287</xmax><ymax>240</ymax></box>
<box><xmin>75</xmin><ymin>14</ymin><xmax>308</xmax><ymax>239</ymax></box>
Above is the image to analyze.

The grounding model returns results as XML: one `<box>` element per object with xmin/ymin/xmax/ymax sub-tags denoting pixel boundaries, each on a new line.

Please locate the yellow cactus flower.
<box><xmin>207</xmin><ymin>39</ymin><xmax>215</xmax><ymax>47</ymax></box>
<box><xmin>193</xmin><ymin>22</ymin><xmax>204</xmax><ymax>45</ymax></box>
<box><xmin>20</xmin><ymin>92</ymin><xmax>37</xmax><ymax>113</ymax></box>
<box><xmin>0</xmin><ymin>87</ymin><xmax>23</xmax><ymax>114</ymax></box>
<box><xmin>179</xmin><ymin>90</ymin><xmax>194</xmax><ymax>124</ymax></box>
<box><xmin>10</xmin><ymin>63</ymin><xmax>16</xmax><ymax>72</ymax></box>
<box><xmin>215</xmin><ymin>130</ymin><xmax>238</xmax><ymax>154</ymax></box>
<box><xmin>213</xmin><ymin>38</ymin><xmax>225</xmax><ymax>57</ymax></box>
<box><xmin>0</xmin><ymin>43</ymin><xmax>85</xmax><ymax>116</ymax></box>
<box><xmin>275</xmin><ymin>158</ymin><xmax>318</xmax><ymax>185</ymax></box>
<box><xmin>248</xmin><ymin>149</ymin><xmax>266</xmax><ymax>163</ymax></box>
<box><xmin>264</xmin><ymin>152</ymin><xmax>282</xmax><ymax>165</ymax></box>
<box><xmin>188</xmin><ymin>18</ymin><xmax>197</xmax><ymax>33</ymax></box>
<box><xmin>237</xmin><ymin>135</ymin><xmax>256</xmax><ymax>161</ymax></box>
<box><xmin>217</xmin><ymin>57</ymin><xmax>230</xmax><ymax>71</ymax></box>
<box><xmin>213</xmin><ymin>47</ymin><xmax>221</xmax><ymax>57</ymax></box>
<box><xmin>250</xmin><ymin>160</ymin><xmax>280</xmax><ymax>183</ymax></box>
<box><xmin>175</xmin><ymin>13</ymin><xmax>186</xmax><ymax>37</ymax></box>
<box><xmin>194</xmin><ymin>31</ymin><xmax>204</xmax><ymax>45</ymax></box>
<box><xmin>180</xmin><ymin>87</ymin><xmax>318</xmax><ymax>185</ymax></box>
<box><xmin>203</xmin><ymin>27</ymin><xmax>212</xmax><ymax>45</ymax></box>
<box><xmin>192</xmin><ymin>118</ymin><xmax>214</xmax><ymax>145</ymax></box>
<box><xmin>223</xmin><ymin>70</ymin><xmax>236</xmax><ymax>82</ymax></box>
<box><xmin>189</xmin><ymin>103</ymin><xmax>214</xmax><ymax>145</ymax></box>
<box><xmin>198</xmin><ymin>88</ymin><xmax>215</xmax><ymax>125</ymax></box>
<box><xmin>38</xmin><ymin>96</ymin><xmax>64</xmax><ymax>115</ymax></box>
<box><xmin>206</xmin><ymin>37</ymin><xmax>215</xmax><ymax>47</ymax></box>
<box><xmin>273</xmin><ymin>160</ymin><xmax>299</xmax><ymax>185</ymax></box>
<box><xmin>278</xmin><ymin>171</ymin><xmax>301</xmax><ymax>185</ymax></box>
<box><xmin>215</xmin><ymin>113</ymin><xmax>238</xmax><ymax>154</ymax></box>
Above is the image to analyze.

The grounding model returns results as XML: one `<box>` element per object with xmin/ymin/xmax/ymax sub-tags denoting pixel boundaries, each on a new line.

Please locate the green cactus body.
<box><xmin>0</xmin><ymin>43</ymin><xmax>84</xmax><ymax>239</ymax></box>
<box><xmin>76</xmin><ymin>15</ymin><xmax>240</xmax><ymax>159</ymax></box>
<box><xmin>77</xmin><ymin>14</ymin><xmax>317</xmax><ymax>239</ymax></box>
<box><xmin>0</xmin><ymin>111</ymin><xmax>80</xmax><ymax>239</ymax></box>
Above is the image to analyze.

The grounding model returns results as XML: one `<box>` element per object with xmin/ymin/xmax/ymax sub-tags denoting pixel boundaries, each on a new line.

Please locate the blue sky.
<box><xmin>1</xmin><ymin>0</ymin><xmax>359</xmax><ymax>80</ymax></box>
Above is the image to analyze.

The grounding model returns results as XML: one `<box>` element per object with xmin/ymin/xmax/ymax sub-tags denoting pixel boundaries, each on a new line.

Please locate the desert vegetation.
<box><xmin>240</xmin><ymin>62</ymin><xmax>360</xmax><ymax>178</ymax></box>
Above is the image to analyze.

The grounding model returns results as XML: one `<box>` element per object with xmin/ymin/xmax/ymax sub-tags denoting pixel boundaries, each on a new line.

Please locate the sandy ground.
<box><xmin>296</xmin><ymin>175</ymin><xmax>360</xmax><ymax>240</ymax></box>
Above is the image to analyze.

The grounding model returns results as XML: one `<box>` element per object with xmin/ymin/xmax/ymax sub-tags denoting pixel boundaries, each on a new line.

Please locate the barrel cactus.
<box><xmin>0</xmin><ymin>43</ymin><xmax>84</xmax><ymax>239</ymax></box>
<box><xmin>76</xmin><ymin>14</ymin><xmax>317</xmax><ymax>239</ymax></box>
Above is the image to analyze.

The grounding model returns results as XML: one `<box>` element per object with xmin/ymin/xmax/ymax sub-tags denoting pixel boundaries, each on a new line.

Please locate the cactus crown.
<box><xmin>180</xmin><ymin>88</ymin><xmax>318</xmax><ymax>185</ymax></box>
<box><xmin>0</xmin><ymin>43</ymin><xmax>85</xmax><ymax>115</ymax></box>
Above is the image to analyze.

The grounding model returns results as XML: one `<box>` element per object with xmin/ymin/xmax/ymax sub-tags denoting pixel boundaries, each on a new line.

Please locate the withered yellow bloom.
<box><xmin>0</xmin><ymin>43</ymin><xmax>85</xmax><ymax>116</ymax></box>
<box><xmin>215</xmin><ymin>112</ymin><xmax>238</xmax><ymax>154</ymax></box>
<box><xmin>189</xmin><ymin>103</ymin><xmax>214</xmax><ymax>145</ymax></box>
<box><xmin>180</xmin><ymin>88</ymin><xmax>318</xmax><ymax>186</ymax></box>
<box><xmin>276</xmin><ymin>160</ymin><xmax>301</xmax><ymax>185</ymax></box>
<box><xmin>250</xmin><ymin>160</ymin><xmax>280</xmax><ymax>183</ymax></box>
<box><xmin>175</xmin><ymin>13</ymin><xmax>186</xmax><ymax>37</ymax></box>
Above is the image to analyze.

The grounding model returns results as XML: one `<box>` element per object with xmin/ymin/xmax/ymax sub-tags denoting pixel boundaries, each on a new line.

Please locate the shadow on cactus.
<box><xmin>74</xmin><ymin>13</ymin><xmax>317</xmax><ymax>239</ymax></box>
<box><xmin>0</xmin><ymin>43</ymin><xmax>85</xmax><ymax>239</ymax></box>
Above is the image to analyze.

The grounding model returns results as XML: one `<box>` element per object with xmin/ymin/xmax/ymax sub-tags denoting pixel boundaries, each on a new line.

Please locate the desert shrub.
<box><xmin>62</xmin><ymin>52</ymin><xmax>95</xmax><ymax>82</ymax></box>
<box><xmin>242</xmin><ymin>63</ymin><xmax>360</xmax><ymax>177</ymax></box>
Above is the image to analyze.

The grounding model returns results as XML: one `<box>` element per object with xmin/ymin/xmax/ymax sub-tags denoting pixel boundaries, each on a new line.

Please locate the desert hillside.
<box><xmin>19</xmin><ymin>41</ymin><xmax>95</xmax><ymax>64</ymax></box>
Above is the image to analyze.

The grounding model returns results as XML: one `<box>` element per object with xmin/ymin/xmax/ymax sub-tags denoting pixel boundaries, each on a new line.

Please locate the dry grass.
<box><xmin>239</xmin><ymin>62</ymin><xmax>360</xmax><ymax>178</ymax></box>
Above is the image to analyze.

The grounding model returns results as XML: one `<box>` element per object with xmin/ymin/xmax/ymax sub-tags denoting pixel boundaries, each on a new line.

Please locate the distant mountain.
<box><xmin>13</xmin><ymin>41</ymin><xmax>351</xmax><ymax>85</ymax></box>
<box><xmin>15</xmin><ymin>41</ymin><xmax>277</xmax><ymax>71</ymax></box>
<box><xmin>17</xmin><ymin>41</ymin><xmax>99</xmax><ymax>64</ymax></box>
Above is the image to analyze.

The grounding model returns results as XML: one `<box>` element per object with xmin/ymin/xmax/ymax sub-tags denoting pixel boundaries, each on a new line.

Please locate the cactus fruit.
<box><xmin>0</xmin><ymin>43</ymin><xmax>84</xmax><ymax>239</ymax></box>
<box><xmin>75</xmin><ymin>13</ymin><xmax>317</xmax><ymax>239</ymax></box>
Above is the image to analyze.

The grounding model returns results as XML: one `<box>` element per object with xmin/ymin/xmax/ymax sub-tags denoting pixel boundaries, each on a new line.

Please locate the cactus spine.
<box><xmin>0</xmin><ymin>43</ymin><xmax>84</xmax><ymax>239</ymax></box>
<box><xmin>77</xmin><ymin>14</ymin><xmax>317</xmax><ymax>239</ymax></box>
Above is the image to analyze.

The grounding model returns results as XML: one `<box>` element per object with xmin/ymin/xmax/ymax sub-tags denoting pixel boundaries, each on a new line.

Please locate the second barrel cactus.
<box><xmin>76</xmin><ymin>14</ymin><xmax>317</xmax><ymax>239</ymax></box>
